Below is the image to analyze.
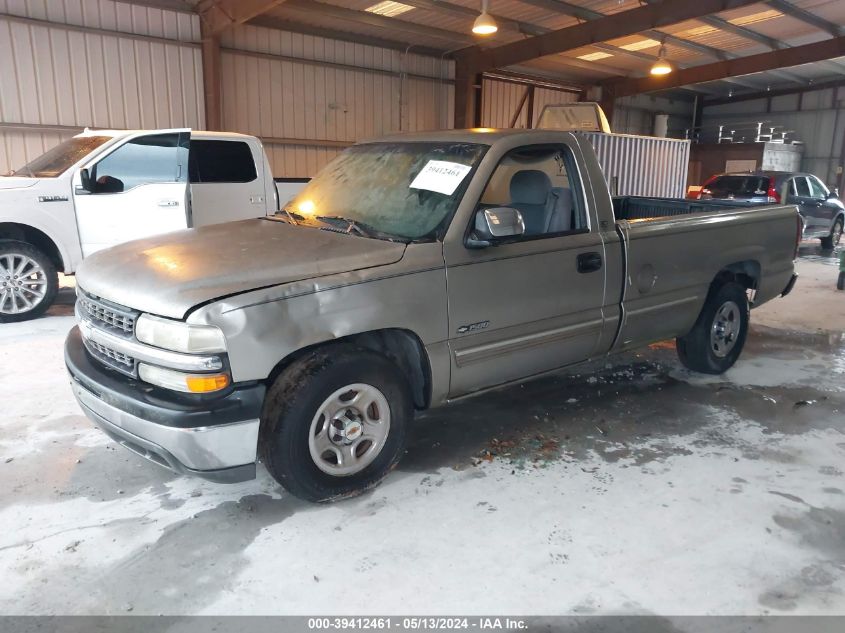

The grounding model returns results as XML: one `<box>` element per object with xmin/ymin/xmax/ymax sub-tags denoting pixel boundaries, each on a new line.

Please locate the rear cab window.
<box><xmin>189</xmin><ymin>140</ymin><xmax>257</xmax><ymax>183</ymax></box>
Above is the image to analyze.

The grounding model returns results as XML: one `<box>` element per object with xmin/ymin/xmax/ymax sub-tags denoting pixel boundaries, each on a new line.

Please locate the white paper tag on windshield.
<box><xmin>410</xmin><ymin>160</ymin><xmax>472</xmax><ymax>196</ymax></box>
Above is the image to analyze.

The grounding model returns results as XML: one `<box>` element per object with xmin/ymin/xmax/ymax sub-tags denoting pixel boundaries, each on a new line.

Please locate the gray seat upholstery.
<box><xmin>544</xmin><ymin>187</ymin><xmax>574</xmax><ymax>233</ymax></box>
<box><xmin>509</xmin><ymin>170</ymin><xmax>552</xmax><ymax>235</ymax></box>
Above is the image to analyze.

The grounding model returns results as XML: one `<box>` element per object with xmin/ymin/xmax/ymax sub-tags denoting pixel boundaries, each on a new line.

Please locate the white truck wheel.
<box><xmin>0</xmin><ymin>241</ymin><xmax>59</xmax><ymax>323</ymax></box>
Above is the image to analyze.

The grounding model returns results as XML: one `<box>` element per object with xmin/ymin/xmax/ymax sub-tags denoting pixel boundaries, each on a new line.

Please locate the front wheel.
<box><xmin>0</xmin><ymin>241</ymin><xmax>59</xmax><ymax>323</ymax></box>
<box><xmin>260</xmin><ymin>348</ymin><xmax>411</xmax><ymax>502</ymax></box>
<box><xmin>676</xmin><ymin>282</ymin><xmax>749</xmax><ymax>374</ymax></box>
<box><xmin>820</xmin><ymin>217</ymin><xmax>843</xmax><ymax>250</ymax></box>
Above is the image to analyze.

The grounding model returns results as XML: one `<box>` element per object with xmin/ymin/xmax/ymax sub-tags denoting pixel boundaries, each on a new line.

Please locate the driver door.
<box><xmin>444</xmin><ymin>142</ymin><xmax>608</xmax><ymax>397</ymax></box>
<box><xmin>73</xmin><ymin>130</ymin><xmax>190</xmax><ymax>257</ymax></box>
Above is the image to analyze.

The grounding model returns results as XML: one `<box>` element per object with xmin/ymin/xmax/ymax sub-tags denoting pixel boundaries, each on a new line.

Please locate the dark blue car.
<box><xmin>698</xmin><ymin>171</ymin><xmax>844</xmax><ymax>249</ymax></box>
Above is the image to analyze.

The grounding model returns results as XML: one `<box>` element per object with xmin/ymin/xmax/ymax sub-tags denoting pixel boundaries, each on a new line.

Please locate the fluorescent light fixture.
<box><xmin>577</xmin><ymin>51</ymin><xmax>614</xmax><ymax>61</ymax></box>
<box><xmin>365</xmin><ymin>1</ymin><xmax>414</xmax><ymax>18</ymax></box>
<box><xmin>620</xmin><ymin>38</ymin><xmax>660</xmax><ymax>51</ymax></box>
<box><xmin>472</xmin><ymin>0</ymin><xmax>497</xmax><ymax>35</ymax></box>
<box><xmin>730</xmin><ymin>9</ymin><xmax>782</xmax><ymax>26</ymax></box>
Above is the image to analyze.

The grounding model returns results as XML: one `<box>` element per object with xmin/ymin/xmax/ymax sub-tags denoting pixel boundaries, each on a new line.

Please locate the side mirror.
<box><xmin>467</xmin><ymin>207</ymin><xmax>525</xmax><ymax>248</ymax></box>
<box><xmin>827</xmin><ymin>189</ymin><xmax>838</xmax><ymax>200</ymax></box>
<box><xmin>75</xmin><ymin>168</ymin><xmax>92</xmax><ymax>195</ymax></box>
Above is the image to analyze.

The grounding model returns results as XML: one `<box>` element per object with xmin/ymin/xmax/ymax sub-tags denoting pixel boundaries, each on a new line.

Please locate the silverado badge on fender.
<box><xmin>457</xmin><ymin>321</ymin><xmax>490</xmax><ymax>334</ymax></box>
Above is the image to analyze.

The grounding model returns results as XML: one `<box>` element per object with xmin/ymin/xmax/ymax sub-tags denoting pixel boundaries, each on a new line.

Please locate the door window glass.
<box><xmin>91</xmin><ymin>133</ymin><xmax>185</xmax><ymax>194</ymax></box>
<box><xmin>189</xmin><ymin>140</ymin><xmax>257</xmax><ymax>183</ymax></box>
<box><xmin>794</xmin><ymin>176</ymin><xmax>811</xmax><ymax>197</ymax></box>
<box><xmin>475</xmin><ymin>145</ymin><xmax>587</xmax><ymax>239</ymax></box>
<box><xmin>807</xmin><ymin>175</ymin><xmax>828</xmax><ymax>199</ymax></box>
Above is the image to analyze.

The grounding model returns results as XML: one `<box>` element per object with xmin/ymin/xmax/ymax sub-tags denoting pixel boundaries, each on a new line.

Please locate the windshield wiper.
<box><xmin>277</xmin><ymin>207</ymin><xmax>304</xmax><ymax>225</ymax></box>
<box><xmin>316</xmin><ymin>216</ymin><xmax>406</xmax><ymax>242</ymax></box>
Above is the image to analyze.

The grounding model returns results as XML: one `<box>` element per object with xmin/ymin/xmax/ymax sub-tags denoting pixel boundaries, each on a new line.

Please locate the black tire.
<box><xmin>676</xmin><ymin>282</ymin><xmax>749</xmax><ymax>375</ymax></box>
<box><xmin>0</xmin><ymin>240</ymin><xmax>59</xmax><ymax>323</ymax></box>
<box><xmin>259</xmin><ymin>347</ymin><xmax>411</xmax><ymax>503</ymax></box>
<box><xmin>820</xmin><ymin>217</ymin><xmax>843</xmax><ymax>250</ymax></box>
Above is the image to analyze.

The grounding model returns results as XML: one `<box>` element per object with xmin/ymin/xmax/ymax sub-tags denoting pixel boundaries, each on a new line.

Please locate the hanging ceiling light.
<box><xmin>472</xmin><ymin>0</ymin><xmax>498</xmax><ymax>35</ymax></box>
<box><xmin>650</xmin><ymin>44</ymin><xmax>673</xmax><ymax>76</ymax></box>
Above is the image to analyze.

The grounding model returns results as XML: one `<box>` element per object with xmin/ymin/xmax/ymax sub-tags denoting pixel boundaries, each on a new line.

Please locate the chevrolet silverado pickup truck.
<box><xmin>1</xmin><ymin>129</ymin><xmax>305</xmax><ymax>322</ymax></box>
<box><xmin>65</xmin><ymin>129</ymin><xmax>801</xmax><ymax>502</ymax></box>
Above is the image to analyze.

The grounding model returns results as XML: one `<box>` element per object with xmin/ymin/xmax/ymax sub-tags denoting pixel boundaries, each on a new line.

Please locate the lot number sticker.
<box><xmin>410</xmin><ymin>160</ymin><xmax>472</xmax><ymax>196</ymax></box>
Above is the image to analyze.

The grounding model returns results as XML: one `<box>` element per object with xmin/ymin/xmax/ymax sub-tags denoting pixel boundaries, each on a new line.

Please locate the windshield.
<box><xmin>705</xmin><ymin>175</ymin><xmax>770</xmax><ymax>198</ymax></box>
<box><xmin>284</xmin><ymin>142</ymin><xmax>487</xmax><ymax>241</ymax></box>
<box><xmin>12</xmin><ymin>135</ymin><xmax>112</xmax><ymax>178</ymax></box>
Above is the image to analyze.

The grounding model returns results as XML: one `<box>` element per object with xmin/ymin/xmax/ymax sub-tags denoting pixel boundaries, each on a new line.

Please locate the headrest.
<box><xmin>510</xmin><ymin>170</ymin><xmax>552</xmax><ymax>205</ymax></box>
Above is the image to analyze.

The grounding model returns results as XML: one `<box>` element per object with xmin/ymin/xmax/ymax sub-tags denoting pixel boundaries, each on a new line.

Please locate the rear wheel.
<box><xmin>260</xmin><ymin>347</ymin><xmax>411</xmax><ymax>502</ymax></box>
<box><xmin>676</xmin><ymin>282</ymin><xmax>749</xmax><ymax>374</ymax></box>
<box><xmin>820</xmin><ymin>217</ymin><xmax>843</xmax><ymax>250</ymax></box>
<box><xmin>0</xmin><ymin>241</ymin><xmax>58</xmax><ymax>323</ymax></box>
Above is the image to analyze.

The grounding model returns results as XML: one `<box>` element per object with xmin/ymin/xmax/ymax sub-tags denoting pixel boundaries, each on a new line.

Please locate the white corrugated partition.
<box><xmin>584</xmin><ymin>132</ymin><xmax>691</xmax><ymax>198</ymax></box>
<box><xmin>0</xmin><ymin>0</ymin><xmax>204</xmax><ymax>174</ymax></box>
<box><xmin>219</xmin><ymin>23</ymin><xmax>454</xmax><ymax>177</ymax></box>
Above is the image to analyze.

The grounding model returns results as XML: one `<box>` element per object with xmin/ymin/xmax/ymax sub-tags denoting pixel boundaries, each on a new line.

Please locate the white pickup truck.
<box><xmin>0</xmin><ymin>128</ymin><xmax>303</xmax><ymax>322</ymax></box>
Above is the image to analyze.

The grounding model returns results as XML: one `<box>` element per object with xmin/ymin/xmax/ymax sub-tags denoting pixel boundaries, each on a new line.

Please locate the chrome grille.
<box><xmin>77</xmin><ymin>292</ymin><xmax>137</xmax><ymax>337</ymax></box>
<box><xmin>83</xmin><ymin>338</ymin><xmax>137</xmax><ymax>377</ymax></box>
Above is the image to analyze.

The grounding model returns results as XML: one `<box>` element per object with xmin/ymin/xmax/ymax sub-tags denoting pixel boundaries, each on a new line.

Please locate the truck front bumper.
<box><xmin>65</xmin><ymin>326</ymin><xmax>264</xmax><ymax>483</ymax></box>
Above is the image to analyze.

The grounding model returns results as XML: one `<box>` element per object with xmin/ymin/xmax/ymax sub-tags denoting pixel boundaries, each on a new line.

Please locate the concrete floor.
<box><xmin>0</xmin><ymin>243</ymin><xmax>843</xmax><ymax>616</ymax></box>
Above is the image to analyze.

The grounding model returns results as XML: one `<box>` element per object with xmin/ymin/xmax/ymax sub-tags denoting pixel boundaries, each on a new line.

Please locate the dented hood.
<box><xmin>76</xmin><ymin>218</ymin><xmax>407</xmax><ymax>319</ymax></box>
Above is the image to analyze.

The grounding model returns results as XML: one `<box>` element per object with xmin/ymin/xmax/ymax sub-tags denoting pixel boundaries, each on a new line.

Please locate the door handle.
<box><xmin>157</xmin><ymin>200</ymin><xmax>179</xmax><ymax>207</ymax></box>
<box><xmin>577</xmin><ymin>252</ymin><xmax>602</xmax><ymax>273</ymax></box>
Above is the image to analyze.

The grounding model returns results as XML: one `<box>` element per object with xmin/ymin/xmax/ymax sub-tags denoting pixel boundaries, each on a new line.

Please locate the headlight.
<box><xmin>139</xmin><ymin>364</ymin><xmax>230</xmax><ymax>393</ymax></box>
<box><xmin>136</xmin><ymin>314</ymin><xmax>226</xmax><ymax>353</ymax></box>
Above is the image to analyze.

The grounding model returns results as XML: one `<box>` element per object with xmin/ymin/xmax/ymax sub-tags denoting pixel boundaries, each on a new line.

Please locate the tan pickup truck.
<box><xmin>65</xmin><ymin>129</ymin><xmax>801</xmax><ymax>502</ymax></box>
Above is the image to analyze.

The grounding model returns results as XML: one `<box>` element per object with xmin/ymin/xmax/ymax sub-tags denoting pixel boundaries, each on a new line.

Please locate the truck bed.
<box><xmin>612</xmin><ymin>196</ymin><xmax>762</xmax><ymax>221</ymax></box>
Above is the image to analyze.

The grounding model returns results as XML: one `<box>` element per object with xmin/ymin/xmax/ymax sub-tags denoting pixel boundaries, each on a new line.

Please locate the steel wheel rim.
<box><xmin>711</xmin><ymin>300</ymin><xmax>741</xmax><ymax>358</ymax></box>
<box><xmin>308</xmin><ymin>383</ymin><xmax>391</xmax><ymax>477</ymax></box>
<box><xmin>0</xmin><ymin>253</ymin><xmax>48</xmax><ymax>315</ymax></box>
<box><xmin>833</xmin><ymin>220</ymin><xmax>843</xmax><ymax>246</ymax></box>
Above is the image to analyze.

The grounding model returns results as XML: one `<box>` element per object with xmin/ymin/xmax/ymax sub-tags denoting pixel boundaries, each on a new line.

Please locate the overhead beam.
<box><xmin>197</xmin><ymin>0</ymin><xmax>290</xmax><ymax>36</ymax></box>
<box><xmin>404</xmin><ymin>0</ymin><xmax>707</xmax><ymax>68</ymax></box>
<box><xmin>282</xmin><ymin>0</ymin><xmax>470</xmax><ymax>44</ymax></box>
<box><xmin>766</xmin><ymin>0</ymin><xmax>844</xmax><ymax>37</ymax></box>
<box><xmin>249</xmin><ymin>14</ymin><xmax>446</xmax><ymax>57</ymax></box>
<box><xmin>517</xmin><ymin>0</ymin><xmax>732</xmax><ymax>62</ymax></box>
<box><xmin>606</xmin><ymin>35</ymin><xmax>845</xmax><ymax>98</ymax></box>
<box><xmin>461</xmin><ymin>0</ymin><xmax>761</xmax><ymax>72</ymax></box>
<box><xmin>704</xmin><ymin>77</ymin><xmax>845</xmax><ymax>106</ymax></box>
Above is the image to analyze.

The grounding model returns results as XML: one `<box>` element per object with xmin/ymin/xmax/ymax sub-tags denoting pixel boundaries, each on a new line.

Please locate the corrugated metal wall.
<box><xmin>480</xmin><ymin>77</ymin><xmax>578</xmax><ymax>129</ymax></box>
<box><xmin>219</xmin><ymin>23</ymin><xmax>454</xmax><ymax>177</ymax></box>
<box><xmin>701</xmin><ymin>87</ymin><xmax>845</xmax><ymax>187</ymax></box>
<box><xmin>613</xmin><ymin>94</ymin><xmax>695</xmax><ymax>138</ymax></box>
<box><xmin>0</xmin><ymin>0</ymin><xmax>204</xmax><ymax>174</ymax></box>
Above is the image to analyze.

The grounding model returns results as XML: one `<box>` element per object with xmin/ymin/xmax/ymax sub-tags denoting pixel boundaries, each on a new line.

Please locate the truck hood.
<box><xmin>0</xmin><ymin>177</ymin><xmax>40</xmax><ymax>190</ymax></box>
<box><xmin>76</xmin><ymin>218</ymin><xmax>408</xmax><ymax>319</ymax></box>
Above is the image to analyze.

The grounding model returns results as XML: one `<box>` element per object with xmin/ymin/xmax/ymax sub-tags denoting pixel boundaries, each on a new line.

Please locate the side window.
<box><xmin>794</xmin><ymin>176</ymin><xmax>811</xmax><ymax>197</ymax></box>
<box><xmin>475</xmin><ymin>144</ymin><xmax>587</xmax><ymax>239</ymax></box>
<box><xmin>189</xmin><ymin>140</ymin><xmax>257</xmax><ymax>183</ymax></box>
<box><xmin>808</xmin><ymin>175</ymin><xmax>828</xmax><ymax>199</ymax></box>
<box><xmin>91</xmin><ymin>133</ymin><xmax>185</xmax><ymax>194</ymax></box>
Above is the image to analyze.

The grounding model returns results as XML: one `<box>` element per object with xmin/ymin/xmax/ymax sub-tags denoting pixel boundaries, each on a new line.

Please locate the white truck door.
<box><xmin>187</xmin><ymin>138</ymin><xmax>267</xmax><ymax>227</ymax></box>
<box><xmin>73</xmin><ymin>130</ymin><xmax>190</xmax><ymax>257</ymax></box>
